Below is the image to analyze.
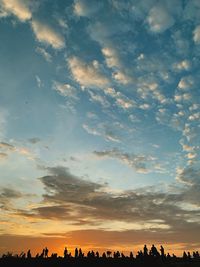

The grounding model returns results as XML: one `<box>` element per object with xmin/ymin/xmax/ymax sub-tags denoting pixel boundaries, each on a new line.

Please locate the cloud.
<box><xmin>173</xmin><ymin>60</ymin><xmax>191</xmax><ymax>71</ymax></box>
<box><xmin>40</xmin><ymin>166</ymin><xmax>103</xmax><ymax>203</ymax></box>
<box><xmin>171</xmin><ymin>30</ymin><xmax>190</xmax><ymax>56</ymax></box>
<box><xmin>183</xmin><ymin>123</ymin><xmax>199</xmax><ymax>142</ymax></box>
<box><xmin>189</xmin><ymin>103</ymin><xmax>200</xmax><ymax>111</ymax></box>
<box><xmin>14</xmin><ymin>165</ymin><xmax>200</xmax><ymax>241</ymax></box>
<box><xmin>0</xmin><ymin>152</ymin><xmax>7</xmax><ymax>159</ymax></box>
<box><xmin>139</xmin><ymin>103</ymin><xmax>151</xmax><ymax>110</ymax></box>
<box><xmin>0</xmin><ymin>187</ymin><xmax>24</xmax><ymax>209</ymax></box>
<box><xmin>147</xmin><ymin>4</ymin><xmax>175</xmax><ymax>33</ymax></box>
<box><xmin>28</xmin><ymin>138</ymin><xmax>40</xmax><ymax>144</ymax></box>
<box><xmin>102</xmin><ymin>47</ymin><xmax>121</xmax><ymax>69</ymax></box>
<box><xmin>178</xmin><ymin>76</ymin><xmax>195</xmax><ymax>90</ymax></box>
<box><xmin>88</xmin><ymin>90</ymin><xmax>110</xmax><ymax>108</ymax></box>
<box><xmin>137</xmin><ymin>77</ymin><xmax>170</xmax><ymax>105</ymax></box>
<box><xmin>155</xmin><ymin>108</ymin><xmax>171</xmax><ymax>125</ymax></box>
<box><xmin>35</xmin><ymin>47</ymin><xmax>52</xmax><ymax>62</ymax></box>
<box><xmin>82</xmin><ymin>124</ymin><xmax>101</xmax><ymax>137</ymax></box>
<box><xmin>0</xmin><ymin>142</ymin><xmax>15</xmax><ymax>151</ymax></box>
<box><xmin>0</xmin><ymin>187</ymin><xmax>23</xmax><ymax>199</ymax></box>
<box><xmin>68</xmin><ymin>57</ymin><xmax>109</xmax><ymax>88</ymax></box>
<box><xmin>93</xmin><ymin>149</ymin><xmax>150</xmax><ymax>174</ymax></box>
<box><xmin>193</xmin><ymin>25</ymin><xmax>200</xmax><ymax>44</ymax></box>
<box><xmin>31</xmin><ymin>20</ymin><xmax>65</xmax><ymax>49</ymax></box>
<box><xmin>35</xmin><ymin>75</ymin><xmax>42</xmax><ymax>88</ymax></box>
<box><xmin>104</xmin><ymin>87</ymin><xmax>135</xmax><ymax>110</ymax></box>
<box><xmin>176</xmin><ymin>166</ymin><xmax>200</xmax><ymax>208</ymax></box>
<box><xmin>0</xmin><ymin>0</ymin><xmax>32</xmax><ymax>21</ymax></box>
<box><xmin>0</xmin><ymin>141</ymin><xmax>36</xmax><ymax>160</ymax></box>
<box><xmin>176</xmin><ymin>167</ymin><xmax>200</xmax><ymax>186</ymax></box>
<box><xmin>188</xmin><ymin>112</ymin><xmax>200</xmax><ymax>121</ymax></box>
<box><xmin>74</xmin><ymin>0</ymin><xmax>102</xmax><ymax>17</ymax></box>
<box><xmin>112</xmin><ymin>71</ymin><xmax>132</xmax><ymax>85</ymax></box>
<box><xmin>0</xmin><ymin>109</ymin><xmax>8</xmax><ymax>139</ymax></box>
<box><xmin>53</xmin><ymin>81</ymin><xmax>78</xmax><ymax>100</ymax></box>
<box><xmin>82</xmin><ymin>123</ymin><xmax>120</xmax><ymax>143</ymax></box>
<box><xmin>183</xmin><ymin>0</ymin><xmax>200</xmax><ymax>23</ymax></box>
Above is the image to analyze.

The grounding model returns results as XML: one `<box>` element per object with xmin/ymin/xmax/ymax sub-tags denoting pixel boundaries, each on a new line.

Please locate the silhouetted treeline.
<box><xmin>1</xmin><ymin>244</ymin><xmax>200</xmax><ymax>267</ymax></box>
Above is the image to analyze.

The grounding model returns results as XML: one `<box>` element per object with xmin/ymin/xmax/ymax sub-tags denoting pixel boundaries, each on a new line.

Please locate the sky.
<box><xmin>0</xmin><ymin>0</ymin><xmax>200</xmax><ymax>256</ymax></box>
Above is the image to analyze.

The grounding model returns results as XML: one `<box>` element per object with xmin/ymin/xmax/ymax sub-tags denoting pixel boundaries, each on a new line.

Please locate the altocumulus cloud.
<box><xmin>68</xmin><ymin>57</ymin><xmax>109</xmax><ymax>88</ymax></box>
<box><xmin>0</xmin><ymin>0</ymin><xmax>32</xmax><ymax>21</ymax></box>
<box><xmin>31</xmin><ymin>20</ymin><xmax>65</xmax><ymax>49</ymax></box>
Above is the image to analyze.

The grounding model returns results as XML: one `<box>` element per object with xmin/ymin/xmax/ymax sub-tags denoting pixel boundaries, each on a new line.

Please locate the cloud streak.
<box><xmin>94</xmin><ymin>149</ymin><xmax>150</xmax><ymax>174</ymax></box>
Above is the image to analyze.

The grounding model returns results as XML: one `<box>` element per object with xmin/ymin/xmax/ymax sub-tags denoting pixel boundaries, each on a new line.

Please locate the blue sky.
<box><xmin>0</xmin><ymin>0</ymin><xmax>200</xmax><ymax>255</ymax></box>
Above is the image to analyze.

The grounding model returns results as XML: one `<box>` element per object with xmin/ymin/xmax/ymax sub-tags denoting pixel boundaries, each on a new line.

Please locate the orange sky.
<box><xmin>0</xmin><ymin>232</ymin><xmax>198</xmax><ymax>257</ymax></box>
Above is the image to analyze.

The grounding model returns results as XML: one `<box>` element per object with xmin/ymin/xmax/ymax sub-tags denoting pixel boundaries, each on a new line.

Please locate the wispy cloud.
<box><xmin>82</xmin><ymin>124</ymin><xmax>121</xmax><ymax>143</ymax></box>
<box><xmin>53</xmin><ymin>81</ymin><xmax>78</xmax><ymax>100</ymax></box>
<box><xmin>36</xmin><ymin>47</ymin><xmax>52</xmax><ymax>62</ymax></box>
<box><xmin>94</xmin><ymin>149</ymin><xmax>151</xmax><ymax>174</ymax></box>
<box><xmin>31</xmin><ymin>20</ymin><xmax>65</xmax><ymax>49</ymax></box>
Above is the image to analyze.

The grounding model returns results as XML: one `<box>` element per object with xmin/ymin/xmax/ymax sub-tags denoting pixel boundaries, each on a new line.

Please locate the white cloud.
<box><xmin>57</xmin><ymin>18</ymin><xmax>68</xmax><ymax>30</ymax></box>
<box><xmin>188</xmin><ymin>112</ymin><xmax>200</xmax><ymax>121</ymax></box>
<box><xmin>129</xmin><ymin>0</ymin><xmax>157</xmax><ymax>21</ymax></box>
<box><xmin>36</xmin><ymin>47</ymin><xmax>52</xmax><ymax>62</ymax></box>
<box><xmin>147</xmin><ymin>4</ymin><xmax>174</xmax><ymax>33</ymax></box>
<box><xmin>82</xmin><ymin>124</ymin><xmax>100</xmax><ymax>137</ymax></box>
<box><xmin>0</xmin><ymin>0</ymin><xmax>32</xmax><ymax>21</ymax></box>
<box><xmin>102</xmin><ymin>47</ymin><xmax>120</xmax><ymax>69</ymax></box>
<box><xmin>178</xmin><ymin>76</ymin><xmax>194</xmax><ymax>90</ymax></box>
<box><xmin>104</xmin><ymin>87</ymin><xmax>117</xmax><ymax>98</ymax></box>
<box><xmin>104</xmin><ymin>132</ymin><xmax>121</xmax><ymax>143</ymax></box>
<box><xmin>187</xmin><ymin>152</ymin><xmax>197</xmax><ymax>160</ymax></box>
<box><xmin>156</xmin><ymin>108</ymin><xmax>171</xmax><ymax>125</ymax></box>
<box><xmin>139</xmin><ymin>103</ymin><xmax>151</xmax><ymax>110</ymax></box>
<box><xmin>181</xmin><ymin>144</ymin><xmax>194</xmax><ymax>152</ymax></box>
<box><xmin>88</xmin><ymin>90</ymin><xmax>110</xmax><ymax>108</ymax></box>
<box><xmin>53</xmin><ymin>81</ymin><xmax>78</xmax><ymax>100</ymax></box>
<box><xmin>193</xmin><ymin>25</ymin><xmax>200</xmax><ymax>44</ymax></box>
<box><xmin>183</xmin><ymin>123</ymin><xmax>198</xmax><ymax>142</ymax></box>
<box><xmin>31</xmin><ymin>20</ymin><xmax>65</xmax><ymax>49</ymax></box>
<box><xmin>68</xmin><ymin>57</ymin><xmax>109</xmax><ymax>88</ymax></box>
<box><xmin>82</xmin><ymin>123</ymin><xmax>120</xmax><ymax>143</ymax></box>
<box><xmin>174</xmin><ymin>93</ymin><xmax>192</xmax><ymax>102</ymax></box>
<box><xmin>189</xmin><ymin>104</ymin><xmax>199</xmax><ymax>111</ymax></box>
<box><xmin>35</xmin><ymin>75</ymin><xmax>42</xmax><ymax>88</ymax></box>
<box><xmin>112</xmin><ymin>71</ymin><xmax>132</xmax><ymax>85</ymax></box>
<box><xmin>115</xmin><ymin>98</ymin><xmax>134</xmax><ymax>110</ymax></box>
<box><xmin>173</xmin><ymin>60</ymin><xmax>191</xmax><ymax>71</ymax></box>
<box><xmin>104</xmin><ymin>87</ymin><xmax>135</xmax><ymax>110</ymax></box>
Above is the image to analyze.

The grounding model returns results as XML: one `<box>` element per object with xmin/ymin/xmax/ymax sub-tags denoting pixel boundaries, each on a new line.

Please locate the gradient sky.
<box><xmin>0</xmin><ymin>0</ymin><xmax>200</xmax><ymax>256</ymax></box>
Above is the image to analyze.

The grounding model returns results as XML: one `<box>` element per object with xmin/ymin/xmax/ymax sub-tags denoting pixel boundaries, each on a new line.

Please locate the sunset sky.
<box><xmin>0</xmin><ymin>0</ymin><xmax>200</xmax><ymax>256</ymax></box>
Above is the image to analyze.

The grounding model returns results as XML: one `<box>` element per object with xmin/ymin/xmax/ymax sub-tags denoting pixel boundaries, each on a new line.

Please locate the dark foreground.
<box><xmin>1</xmin><ymin>257</ymin><xmax>200</xmax><ymax>267</ymax></box>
